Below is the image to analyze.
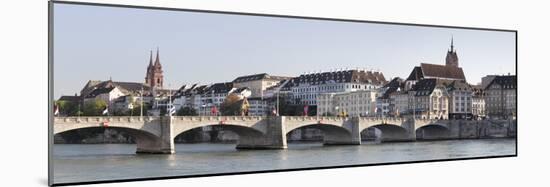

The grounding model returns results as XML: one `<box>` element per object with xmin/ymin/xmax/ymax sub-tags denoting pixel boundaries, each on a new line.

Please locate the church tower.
<box><xmin>445</xmin><ymin>37</ymin><xmax>459</xmax><ymax>67</ymax></box>
<box><xmin>145</xmin><ymin>48</ymin><xmax>164</xmax><ymax>89</ymax></box>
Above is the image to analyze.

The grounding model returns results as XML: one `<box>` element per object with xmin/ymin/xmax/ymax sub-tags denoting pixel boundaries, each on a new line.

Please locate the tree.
<box><xmin>220</xmin><ymin>93</ymin><xmax>245</xmax><ymax>116</ymax></box>
<box><xmin>82</xmin><ymin>98</ymin><xmax>107</xmax><ymax>116</ymax></box>
<box><xmin>176</xmin><ymin>106</ymin><xmax>198</xmax><ymax>116</ymax></box>
<box><xmin>56</xmin><ymin>100</ymin><xmax>80</xmax><ymax>116</ymax></box>
<box><xmin>273</xmin><ymin>95</ymin><xmax>296</xmax><ymax>116</ymax></box>
<box><xmin>128</xmin><ymin>103</ymin><xmax>150</xmax><ymax>116</ymax></box>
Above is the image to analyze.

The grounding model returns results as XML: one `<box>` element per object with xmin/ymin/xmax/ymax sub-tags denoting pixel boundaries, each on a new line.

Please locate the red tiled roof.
<box><xmin>420</xmin><ymin>63</ymin><xmax>466</xmax><ymax>80</ymax></box>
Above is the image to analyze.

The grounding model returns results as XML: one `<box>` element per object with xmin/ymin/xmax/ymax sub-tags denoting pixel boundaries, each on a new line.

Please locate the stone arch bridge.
<box><xmin>53</xmin><ymin>116</ymin><xmax>515</xmax><ymax>154</ymax></box>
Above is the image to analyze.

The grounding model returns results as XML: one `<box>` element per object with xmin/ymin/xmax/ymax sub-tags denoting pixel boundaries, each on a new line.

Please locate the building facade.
<box><xmin>446</xmin><ymin>80</ymin><xmax>474</xmax><ymax>119</ymax></box>
<box><xmin>317</xmin><ymin>90</ymin><xmax>378</xmax><ymax>117</ymax></box>
<box><xmin>391</xmin><ymin>92</ymin><xmax>409</xmax><ymax>117</ymax></box>
<box><xmin>284</xmin><ymin>69</ymin><xmax>387</xmax><ymax>106</ymax></box>
<box><xmin>376</xmin><ymin>77</ymin><xmax>404</xmax><ymax>117</ymax></box>
<box><xmin>232</xmin><ymin>73</ymin><xmax>289</xmax><ymax>98</ymax></box>
<box><xmin>471</xmin><ymin>87</ymin><xmax>486</xmax><ymax>119</ymax></box>
<box><xmin>484</xmin><ymin>75</ymin><xmax>517</xmax><ymax>118</ymax></box>
<box><xmin>408</xmin><ymin>79</ymin><xmax>449</xmax><ymax>119</ymax></box>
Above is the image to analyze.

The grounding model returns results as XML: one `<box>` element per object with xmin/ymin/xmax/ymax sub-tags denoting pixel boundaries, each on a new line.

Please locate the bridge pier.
<box><xmin>236</xmin><ymin>116</ymin><xmax>287</xmax><ymax>149</ymax></box>
<box><xmin>136</xmin><ymin>117</ymin><xmax>175</xmax><ymax>154</ymax></box>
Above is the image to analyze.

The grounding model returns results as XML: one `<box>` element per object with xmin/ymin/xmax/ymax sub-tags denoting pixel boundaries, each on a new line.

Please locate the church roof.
<box><xmin>406</xmin><ymin>63</ymin><xmax>466</xmax><ymax>81</ymax></box>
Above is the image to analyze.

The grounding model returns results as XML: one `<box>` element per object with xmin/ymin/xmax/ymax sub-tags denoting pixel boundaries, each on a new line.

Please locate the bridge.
<box><xmin>53</xmin><ymin>116</ymin><xmax>516</xmax><ymax>154</ymax></box>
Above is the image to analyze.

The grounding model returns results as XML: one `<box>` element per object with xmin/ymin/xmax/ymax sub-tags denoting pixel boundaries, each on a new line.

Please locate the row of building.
<box><xmin>57</xmin><ymin>39</ymin><xmax>516</xmax><ymax>119</ymax></box>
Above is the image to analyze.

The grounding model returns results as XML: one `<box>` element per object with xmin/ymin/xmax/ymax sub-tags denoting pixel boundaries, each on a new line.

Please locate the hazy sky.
<box><xmin>54</xmin><ymin>3</ymin><xmax>516</xmax><ymax>98</ymax></box>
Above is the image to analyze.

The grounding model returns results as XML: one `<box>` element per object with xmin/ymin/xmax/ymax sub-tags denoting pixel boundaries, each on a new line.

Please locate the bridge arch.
<box><xmin>285</xmin><ymin>123</ymin><xmax>355</xmax><ymax>145</ymax></box>
<box><xmin>53</xmin><ymin>117</ymin><xmax>172</xmax><ymax>153</ymax></box>
<box><xmin>361</xmin><ymin>123</ymin><xmax>410</xmax><ymax>142</ymax></box>
<box><xmin>415</xmin><ymin>123</ymin><xmax>451</xmax><ymax>140</ymax></box>
<box><xmin>54</xmin><ymin>126</ymin><xmax>164</xmax><ymax>153</ymax></box>
<box><xmin>173</xmin><ymin>123</ymin><xmax>266</xmax><ymax>143</ymax></box>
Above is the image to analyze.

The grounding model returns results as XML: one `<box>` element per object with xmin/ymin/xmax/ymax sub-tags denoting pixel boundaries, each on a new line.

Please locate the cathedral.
<box><xmin>445</xmin><ymin>37</ymin><xmax>459</xmax><ymax>67</ymax></box>
<box><xmin>145</xmin><ymin>48</ymin><xmax>164</xmax><ymax>90</ymax></box>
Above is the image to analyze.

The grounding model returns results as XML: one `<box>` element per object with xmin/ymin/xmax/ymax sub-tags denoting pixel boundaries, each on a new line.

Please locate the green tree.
<box><xmin>176</xmin><ymin>106</ymin><xmax>198</xmax><ymax>116</ymax></box>
<box><xmin>82</xmin><ymin>98</ymin><xmax>108</xmax><ymax>116</ymax></box>
<box><xmin>55</xmin><ymin>100</ymin><xmax>80</xmax><ymax>116</ymax></box>
<box><xmin>128</xmin><ymin>102</ymin><xmax>150</xmax><ymax>116</ymax></box>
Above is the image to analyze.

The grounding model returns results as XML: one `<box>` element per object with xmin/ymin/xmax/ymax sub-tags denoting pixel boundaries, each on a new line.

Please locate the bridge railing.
<box><xmin>357</xmin><ymin>117</ymin><xmax>407</xmax><ymax>121</ymax></box>
<box><xmin>53</xmin><ymin>116</ymin><xmax>157</xmax><ymax>123</ymax></box>
<box><xmin>285</xmin><ymin>116</ymin><xmax>346</xmax><ymax>121</ymax></box>
<box><xmin>171</xmin><ymin>116</ymin><xmax>266</xmax><ymax>121</ymax></box>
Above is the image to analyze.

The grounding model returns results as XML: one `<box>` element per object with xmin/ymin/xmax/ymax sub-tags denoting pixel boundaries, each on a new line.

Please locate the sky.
<box><xmin>53</xmin><ymin>3</ymin><xmax>516</xmax><ymax>99</ymax></box>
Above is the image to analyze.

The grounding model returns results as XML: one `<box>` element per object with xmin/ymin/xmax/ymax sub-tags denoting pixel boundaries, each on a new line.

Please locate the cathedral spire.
<box><xmin>450</xmin><ymin>36</ymin><xmax>454</xmax><ymax>52</ymax></box>
<box><xmin>446</xmin><ymin>37</ymin><xmax>459</xmax><ymax>67</ymax></box>
<box><xmin>145</xmin><ymin>47</ymin><xmax>164</xmax><ymax>89</ymax></box>
<box><xmin>148</xmin><ymin>50</ymin><xmax>153</xmax><ymax>67</ymax></box>
<box><xmin>154</xmin><ymin>47</ymin><xmax>161</xmax><ymax>66</ymax></box>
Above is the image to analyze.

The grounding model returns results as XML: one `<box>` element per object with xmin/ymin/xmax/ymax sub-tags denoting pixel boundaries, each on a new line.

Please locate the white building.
<box><xmin>472</xmin><ymin>87</ymin><xmax>486</xmax><ymax>119</ymax></box>
<box><xmin>446</xmin><ymin>80</ymin><xmax>474</xmax><ymax>119</ymax></box>
<box><xmin>247</xmin><ymin>97</ymin><xmax>270</xmax><ymax>116</ymax></box>
<box><xmin>317</xmin><ymin>90</ymin><xmax>378</xmax><ymax>117</ymax></box>
<box><xmin>232</xmin><ymin>73</ymin><xmax>290</xmax><ymax>98</ymax></box>
<box><xmin>283</xmin><ymin>69</ymin><xmax>387</xmax><ymax>106</ymax></box>
<box><xmin>83</xmin><ymin>86</ymin><xmax>125</xmax><ymax>107</ymax></box>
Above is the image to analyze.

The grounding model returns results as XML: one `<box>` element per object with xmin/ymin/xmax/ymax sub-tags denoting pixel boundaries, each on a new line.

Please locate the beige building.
<box><xmin>409</xmin><ymin>79</ymin><xmax>449</xmax><ymax>119</ymax></box>
<box><xmin>391</xmin><ymin>92</ymin><xmax>409</xmax><ymax>117</ymax></box>
<box><xmin>317</xmin><ymin>90</ymin><xmax>377</xmax><ymax>117</ymax></box>
<box><xmin>83</xmin><ymin>86</ymin><xmax>126</xmax><ymax>110</ymax></box>
<box><xmin>232</xmin><ymin>73</ymin><xmax>289</xmax><ymax>98</ymax></box>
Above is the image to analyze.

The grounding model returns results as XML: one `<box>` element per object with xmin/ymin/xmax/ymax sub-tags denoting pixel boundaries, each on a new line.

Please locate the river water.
<box><xmin>52</xmin><ymin>139</ymin><xmax>516</xmax><ymax>184</ymax></box>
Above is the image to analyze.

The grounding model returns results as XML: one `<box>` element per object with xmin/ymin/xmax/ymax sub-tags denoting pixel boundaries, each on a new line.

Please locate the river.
<box><xmin>52</xmin><ymin>139</ymin><xmax>516</xmax><ymax>184</ymax></box>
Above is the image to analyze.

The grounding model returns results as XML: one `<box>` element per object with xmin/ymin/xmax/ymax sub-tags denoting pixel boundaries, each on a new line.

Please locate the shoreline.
<box><xmin>53</xmin><ymin>137</ymin><xmax>516</xmax><ymax>145</ymax></box>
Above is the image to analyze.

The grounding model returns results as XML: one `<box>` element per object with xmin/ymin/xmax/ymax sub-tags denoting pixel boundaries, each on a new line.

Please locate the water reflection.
<box><xmin>53</xmin><ymin>139</ymin><xmax>515</xmax><ymax>184</ymax></box>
